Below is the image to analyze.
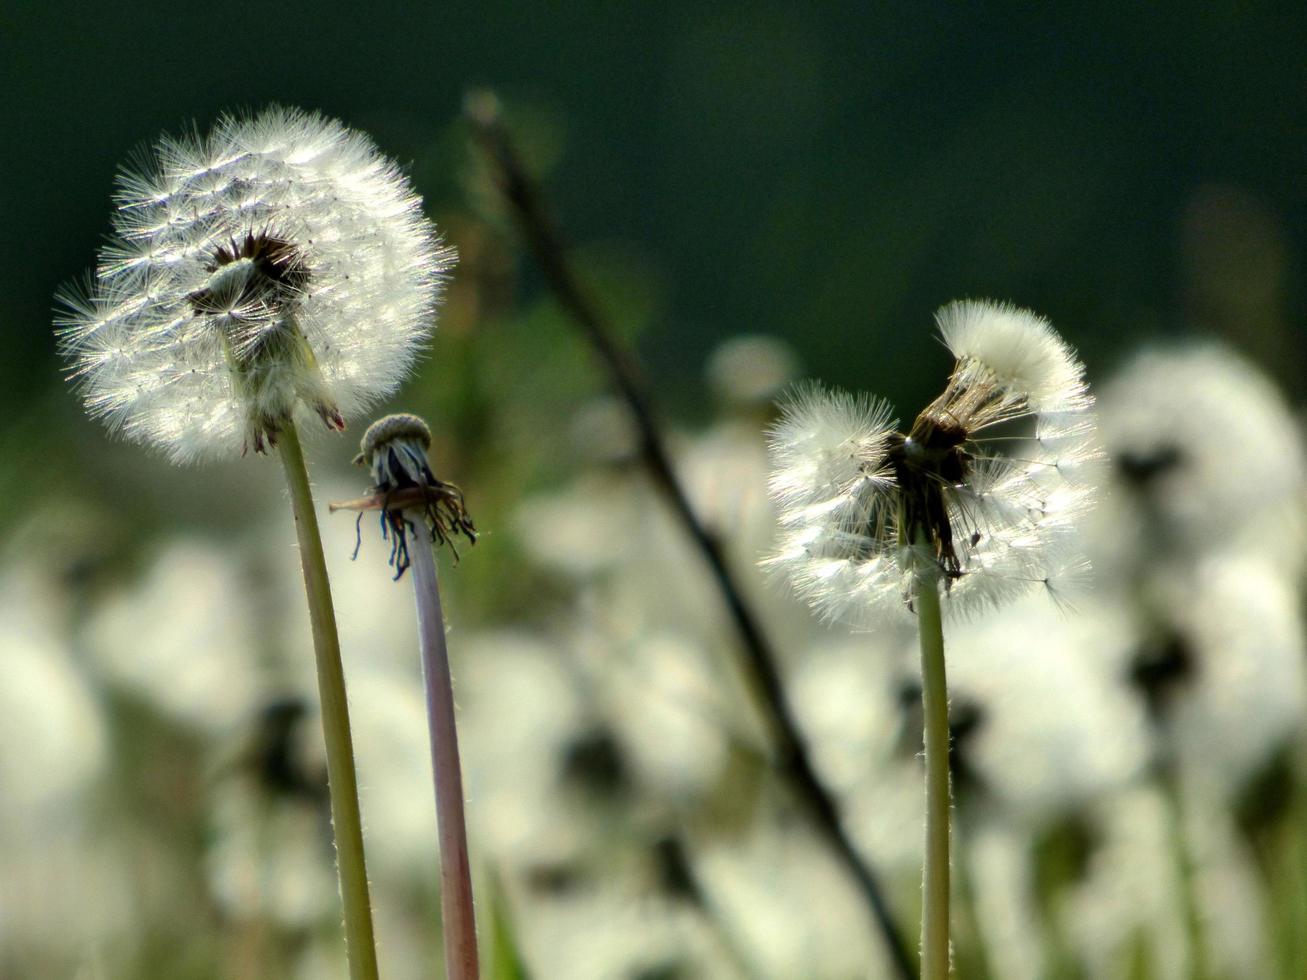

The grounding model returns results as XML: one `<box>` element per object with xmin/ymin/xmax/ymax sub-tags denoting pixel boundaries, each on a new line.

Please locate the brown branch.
<box><xmin>465</xmin><ymin>90</ymin><xmax>916</xmax><ymax>980</ymax></box>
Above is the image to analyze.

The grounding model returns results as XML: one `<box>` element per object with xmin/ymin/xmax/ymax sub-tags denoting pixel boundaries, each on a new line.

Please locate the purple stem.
<box><xmin>407</xmin><ymin>514</ymin><xmax>479</xmax><ymax>979</ymax></box>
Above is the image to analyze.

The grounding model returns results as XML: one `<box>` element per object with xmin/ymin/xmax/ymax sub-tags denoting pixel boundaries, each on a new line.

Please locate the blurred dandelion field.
<box><xmin>4</xmin><ymin>6</ymin><xmax>1307</xmax><ymax>980</ymax></box>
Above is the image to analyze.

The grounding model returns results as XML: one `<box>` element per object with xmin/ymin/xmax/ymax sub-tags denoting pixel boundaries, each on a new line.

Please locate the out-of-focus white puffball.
<box><xmin>83</xmin><ymin>539</ymin><xmax>263</xmax><ymax>734</ymax></box>
<box><xmin>515</xmin><ymin>472</ymin><xmax>652</xmax><ymax>578</ymax></box>
<box><xmin>205</xmin><ymin>782</ymin><xmax>336</xmax><ymax>928</ymax></box>
<box><xmin>0</xmin><ymin>596</ymin><xmax>107</xmax><ymax>822</ymax></box>
<box><xmin>1133</xmin><ymin>555</ymin><xmax>1306</xmax><ymax>795</ymax></box>
<box><xmin>1061</xmin><ymin>786</ymin><xmax>1190</xmax><ymax>980</ymax></box>
<box><xmin>455</xmin><ymin>630</ymin><xmax>594</xmax><ymax>866</ymax></box>
<box><xmin>1061</xmin><ymin>783</ymin><xmax>1275</xmax><ymax>980</ymax></box>
<box><xmin>706</xmin><ymin>335</ymin><xmax>801</xmax><ymax>409</ymax></box>
<box><xmin>695</xmin><ymin>814</ymin><xmax>887</xmax><ymax>978</ymax></box>
<box><xmin>586</xmin><ymin>631</ymin><xmax>732</xmax><ymax>801</ymax></box>
<box><xmin>0</xmin><ymin>577</ymin><xmax>131</xmax><ymax>970</ymax></box>
<box><xmin>1093</xmin><ymin>342</ymin><xmax>1307</xmax><ymax>580</ymax></box>
<box><xmin>945</xmin><ymin>595</ymin><xmax>1149</xmax><ymax>821</ymax></box>
<box><xmin>515</xmin><ymin>876</ymin><xmax>731</xmax><ymax>980</ymax></box>
<box><xmin>789</xmin><ymin>637</ymin><xmax>922</xmax><ymax>873</ymax></box>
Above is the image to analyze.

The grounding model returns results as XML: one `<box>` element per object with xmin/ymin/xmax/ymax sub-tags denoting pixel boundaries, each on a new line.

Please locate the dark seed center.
<box><xmin>189</xmin><ymin>231</ymin><xmax>310</xmax><ymax>315</ymax></box>
<box><xmin>887</xmin><ymin>411</ymin><xmax>976</xmax><ymax>577</ymax></box>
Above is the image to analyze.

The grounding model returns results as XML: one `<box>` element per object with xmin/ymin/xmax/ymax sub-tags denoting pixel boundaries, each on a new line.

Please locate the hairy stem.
<box><xmin>466</xmin><ymin>91</ymin><xmax>916</xmax><ymax>980</ymax></box>
<box><xmin>916</xmin><ymin>569</ymin><xmax>951</xmax><ymax>980</ymax></box>
<box><xmin>277</xmin><ymin>420</ymin><xmax>379</xmax><ymax>980</ymax></box>
<box><xmin>407</xmin><ymin>517</ymin><xmax>479</xmax><ymax>979</ymax></box>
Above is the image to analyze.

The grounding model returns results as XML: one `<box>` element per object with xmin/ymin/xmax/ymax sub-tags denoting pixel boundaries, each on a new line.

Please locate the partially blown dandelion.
<box><xmin>767</xmin><ymin>299</ymin><xmax>1100</xmax><ymax>626</ymax></box>
<box><xmin>57</xmin><ymin>106</ymin><xmax>453</xmax><ymax>461</ymax></box>
<box><xmin>765</xmin><ymin>299</ymin><xmax>1100</xmax><ymax>980</ymax></box>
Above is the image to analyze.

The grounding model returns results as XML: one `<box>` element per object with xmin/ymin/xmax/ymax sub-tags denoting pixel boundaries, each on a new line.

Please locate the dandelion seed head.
<box><xmin>57</xmin><ymin>106</ymin><xmax>454</xmax><ymax>463</ymax></box>
<box><xmin>765</xmin><ymin>300</ymin><xmax>1099</xmax><ymax>627</ymax></box>
<box><xmin>1092</xmin><ymin>342</ymin><xmax>1306</xmax><ymax>575</ymax></box>
<box><xmin>1128</xmin><ymin>555</ymin><xmax>1306</xmax><ymax>795</ymax></box>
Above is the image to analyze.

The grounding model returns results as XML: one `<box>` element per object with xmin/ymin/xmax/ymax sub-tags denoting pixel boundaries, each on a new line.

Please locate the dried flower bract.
<box><xmin>331</xmin><ymin>413</ymin><xmax>476</xmax><ymax>578</ymax></box>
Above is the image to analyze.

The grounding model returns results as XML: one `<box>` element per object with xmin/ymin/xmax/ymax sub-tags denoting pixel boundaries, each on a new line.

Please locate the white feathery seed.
<box><xmin>765</xmin><ymin>299</ymin><xmax>1100</xmax><ymax>627</ymax></box>
<box><xmin>56</xmin><ymin>106</ymin><xmax>454</xmax><ymax>463</ymax></box>
<box><xmin>936</xmin><ymin>300</ymin><xmax>1090</xmax><ymax>414</ymax></box>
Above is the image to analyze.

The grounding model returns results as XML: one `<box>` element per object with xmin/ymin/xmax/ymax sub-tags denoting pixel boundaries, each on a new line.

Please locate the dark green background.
<box><xmin>5</xmin><ymin>1</ymin><xmax>1304</xmax><ymax>421</ymax></box>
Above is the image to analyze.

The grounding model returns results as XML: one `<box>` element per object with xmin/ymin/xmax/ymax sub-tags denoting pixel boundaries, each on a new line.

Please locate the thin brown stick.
<box><xmin>466</xmin><ymin>90</ymin><xmax>916</xmax><ymax>980</ymax></box>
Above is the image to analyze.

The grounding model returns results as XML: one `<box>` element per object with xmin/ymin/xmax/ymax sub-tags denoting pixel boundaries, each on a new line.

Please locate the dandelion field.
<box><xmin>3</xmin><ymin>7</ymin><xmax>1307</xmax><ymax>979</ymax></box>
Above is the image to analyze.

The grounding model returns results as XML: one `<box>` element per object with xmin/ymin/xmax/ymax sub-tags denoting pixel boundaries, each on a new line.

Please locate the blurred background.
<box><xmin>3</xmin><ymin>2</ymin><xmax>1306</xmax><ymax>978</ymax></box>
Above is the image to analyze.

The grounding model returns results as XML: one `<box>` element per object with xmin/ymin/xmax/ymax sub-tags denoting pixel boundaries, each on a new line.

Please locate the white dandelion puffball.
<box><xmin>57</xmin><ymin>106</ymin><xmax>454</xmax><ymax>463</ymax></box>
<box><xmin>1092</xmin><ymin>342</ymin><xmax>1307</xmax><ymax>577</ymax></box>
<box><xmin>766</xmin><ymin>299</ymin><xmax>1100</xmax><ymax>627</ymax></box>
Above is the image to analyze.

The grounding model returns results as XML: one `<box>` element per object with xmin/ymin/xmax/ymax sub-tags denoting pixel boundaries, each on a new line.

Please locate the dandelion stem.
<box><xmin>1159</xmin><ymin>769</ymin><xmax>1209</xmax><ymax>980</ymax></box>
<box><xmin>277</xmin><ymin>420</ymin><xmax>380</xmax><ymax>980</ymax></box>
<box><xmin>466</xmin><ymin>90</ymin><xmax>917</xmax><ymax>980</ymax></box>
<box><xmin>407</xmin><ymin>516</ymin><xmax>480</xmax><ymax>980</ymax></box>
<box><xmin>915</xmin><ymin>566</ymin><xmax>951</xmax><ymax>980</ymax></box>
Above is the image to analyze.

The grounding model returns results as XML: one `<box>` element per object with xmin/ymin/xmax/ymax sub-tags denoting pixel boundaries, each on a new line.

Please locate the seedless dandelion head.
<box><xmin>332</xmin><ymin>412</ymin><xmax>475</xmax><ymax>579</ymax></box>
<box><xmin>56</xmin><ymin>106</ymin><xmax>455</xmax><ymax>463</ymax></box>
<box><xmin>765</xmin><ymin>299</ymin><xmax>1100</xmax><ymax>628</ymax></box>
<box><xmin>354</xmin><ymin>412</ymin><xmax>434</xmax><ymax>491</ymax></box>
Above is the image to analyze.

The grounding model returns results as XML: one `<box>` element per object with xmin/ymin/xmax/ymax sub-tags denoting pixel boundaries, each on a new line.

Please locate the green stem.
<box><xmin>277</xmin><ymin>420</ymin><xmax>380</xmax><ymax>980</ymax></box>
<box><xmin>916</xmin><ymin>566</ymin><xmax>951</xmax><ymax>980</ymax></box>
<box><xmin>1159</xmin><ymin>769</ymin><xmax>1208</xmax><ymax>980</ymax></box>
